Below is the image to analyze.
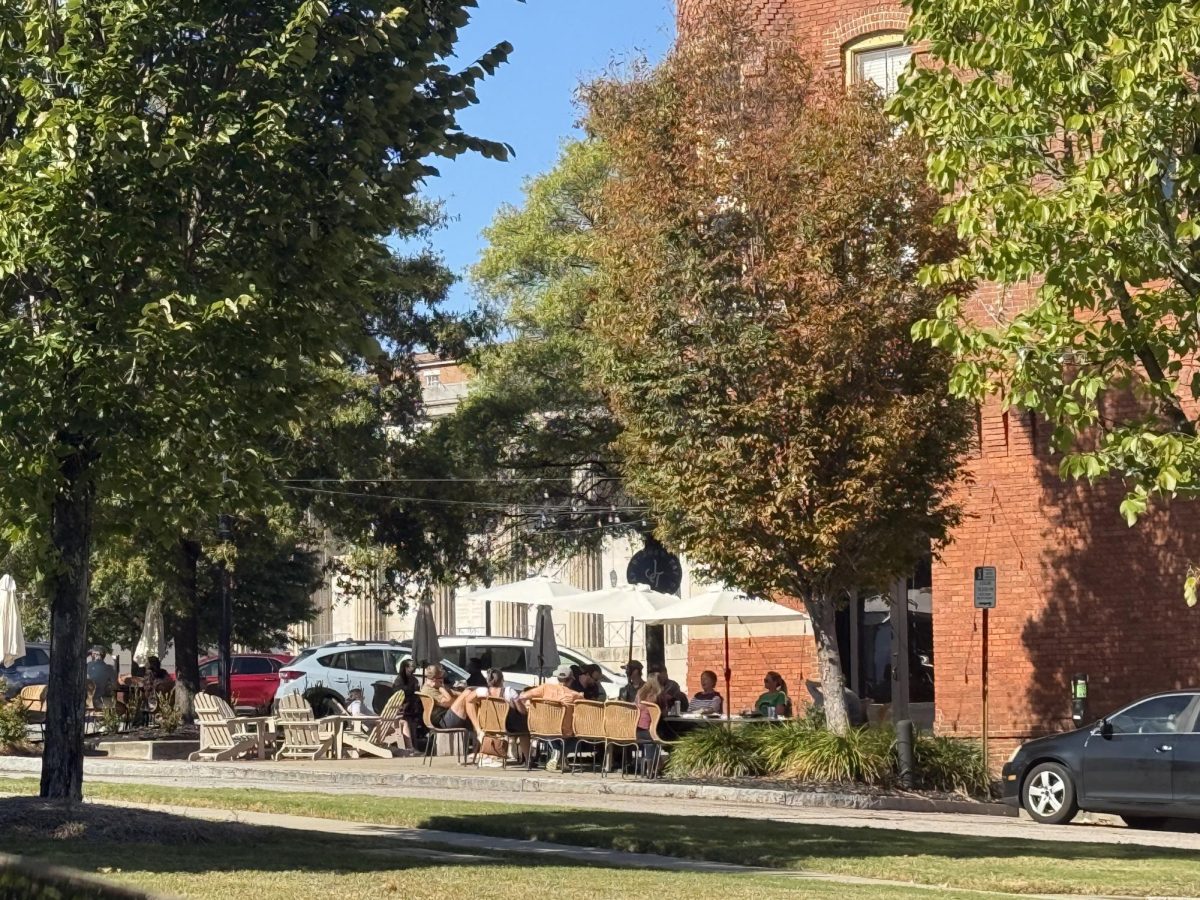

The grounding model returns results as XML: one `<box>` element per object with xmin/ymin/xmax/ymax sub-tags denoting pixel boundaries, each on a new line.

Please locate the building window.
<box><xmin>846</xmin><ymin>35</ymin><xmax>912</xmax><ymax>97</ymax></box>
<box><xmin>424</xmin><ymin>372</ymin><xmax>441</xmax><ymax>387</ymax></box>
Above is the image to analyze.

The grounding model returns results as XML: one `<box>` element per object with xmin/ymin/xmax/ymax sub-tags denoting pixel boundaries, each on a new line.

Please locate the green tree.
<box><xmin>893</xmin><ymin>0</ymin><xmax>1200</xmax><ymax>599</ymax></box>
<box><xmin>430</xmin><ymin>138</ymin><xmax>641</xmax><ymax>574</ymax></box>
<box><xmin>0</xmin><ymin>0</ymin><xmax>512</xmax><ymax>799</ymax></box>
<box><xmin>584</xmin><ymin>11</ymin><xmax>973</xmax><ymax>732</ymax></box>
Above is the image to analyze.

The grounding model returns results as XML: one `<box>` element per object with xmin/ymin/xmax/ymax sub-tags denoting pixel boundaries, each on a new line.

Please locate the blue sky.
<box><xmin>420</xmin><ymin>0</ymin><xmax>676</xmax><ymax>312</ymax></box>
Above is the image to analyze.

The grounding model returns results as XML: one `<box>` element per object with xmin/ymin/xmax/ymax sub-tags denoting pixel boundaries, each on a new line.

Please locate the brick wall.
<box><xmin>677</xmin><ymin>0</ymin><xmax>1200</xmax><ymax>757</ymax></box>
<box><xmin>688</xmin><ymin>631</ymin><xmax>818</xmax><ymax>714</ymax></box>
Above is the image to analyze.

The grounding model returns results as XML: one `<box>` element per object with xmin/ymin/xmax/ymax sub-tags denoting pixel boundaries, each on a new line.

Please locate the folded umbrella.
<box><xmin>527</xmin><ymin>604</ymin><xmax>561</xmax><ymax>681</ymax></box>
<box><xmin>411</xmin><ymin>600</ymin><xmax>441</xmax><ymax>669</ymax></box>
<box><xmin>133</xmin><ymin>598</ymin><xmax>165</xmax><ymax>666</ymax></box>
<box><xmin>0</xmin><ymin>574</ymin><xmax>24</xmax><ymax>668</ymax></box>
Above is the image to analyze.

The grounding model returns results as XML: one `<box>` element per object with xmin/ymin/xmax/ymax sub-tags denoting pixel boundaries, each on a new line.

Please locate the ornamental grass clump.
<box><xmin>665</xmin><ymin>724</ymin><xmax>766</xmax><ymax>779</ymax></box>
<box><xmin>770</xmin><ymin>726</ymin><xmax>895</xmax><ymax>785</ymax></box>
<box><xmin>913</xmin><ymin>733</ymin><xmax>990</xmax><ymax>797</ymax></box>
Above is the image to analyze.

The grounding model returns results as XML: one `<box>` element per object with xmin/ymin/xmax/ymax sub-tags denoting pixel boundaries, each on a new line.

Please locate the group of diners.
<box><xmin>412</xmin><ymin>658</ymin><xmax>799</xmax><ymax>768</ymax></box>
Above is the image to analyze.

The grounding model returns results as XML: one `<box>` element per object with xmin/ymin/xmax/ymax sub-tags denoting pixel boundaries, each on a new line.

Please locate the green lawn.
<box><xmin>3</xmin><ymin>778</ymin><xmax>1198</xmax><ymax>897</ymax></box>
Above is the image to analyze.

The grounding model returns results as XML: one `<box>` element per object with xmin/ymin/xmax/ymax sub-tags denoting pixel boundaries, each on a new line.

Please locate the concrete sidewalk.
<box><xmin>0</xmin><ymin>752</ymin><xmax>1011</xmax><ymax>816</ymax></box>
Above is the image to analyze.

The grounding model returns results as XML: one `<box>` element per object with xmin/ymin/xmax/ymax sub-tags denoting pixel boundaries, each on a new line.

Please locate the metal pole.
<box><xmin>981</xmin><ymin>607</ymin><xmax>989</xmax><ymax>771</ymax></box>
<box><xmin>217</xmin><ymin>512</ymin><xmax>233</xmax><ymax>703</ymax></box>
<box><xmin>896</xmin><ymin>719</ymin><xmax>914</xmax><ymax>789</ymax></box>
<box><xmin>723</xmin><ymin>617</ymin><xmax>731</xmax><ymax>723</ymax></box>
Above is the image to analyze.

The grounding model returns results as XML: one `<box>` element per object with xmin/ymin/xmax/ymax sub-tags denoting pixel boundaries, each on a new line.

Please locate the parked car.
<box><xmin>199</xmin><ymin>653</ymin><xmax>292</xmax><ymax>713</ymax></box>
<box><xmin>435</xmin><ymin>635</ymin><xmax>628</xmax><ymax>698</ymax></box>
<box><xmin>0</xmin><ymin>642</ymin><xmax>50</xmax><ymax>698</ymax></box>
<box><xmin>274</xmin><ymin>641</ymin><xmax>484</xmax><ymax>713</ymax></box>
<box><xmin>1003</xmin><ymin>690</ymin><xmax>1200</xmax><ymax>827</ymax></box>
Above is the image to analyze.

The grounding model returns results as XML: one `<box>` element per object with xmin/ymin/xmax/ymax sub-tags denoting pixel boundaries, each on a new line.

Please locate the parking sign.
<box><xmin>973</xmin><ymin>566</ymin><xmax>996</xmax><ymax>609</ymax></box>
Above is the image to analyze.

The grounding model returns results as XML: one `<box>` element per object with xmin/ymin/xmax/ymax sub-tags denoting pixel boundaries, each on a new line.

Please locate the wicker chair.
<box><xmin>568</xmin><ymin>700</ymin><xmax>606</xmax><ymax>774</ymax></box>
<box><xmin>602</xmin><ymin>700</ymin><xmax>641</xmax><ymax>777</ymax></box>
<box><xmin>638</xmin><ymin>702</ymin><xmax>675</xmax><ymax>779</ymax></box>
<box><xmin>474</xmin><ymin>695</ymin><xmax>515</xmax><ymax>768</ymax></box>
<box><xmin>16</xmin><ymin>685</ymin><xmax>46</xmax><ymax>739</ymax></box>
<box><xmin>525</xmin><ymin>699</ymin><xmax>567</xmax><ymax>771</ymax></box>
<box><xmin>419</xmin><ymin>693</ymin><xmax>470</xmax><ymax>766</ymax></box>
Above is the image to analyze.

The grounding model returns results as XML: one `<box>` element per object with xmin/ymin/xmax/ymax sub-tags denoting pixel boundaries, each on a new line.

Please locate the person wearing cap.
<box><xmin>618</xmin><ymin>660</ymin><xmax>645</xmax><ymax>703</ymax></box>
<box><xmin>86</xmin><ymin>647</ymin><xmax>116</xmax><ymax>700</ymax></box>
<box><xmin>520</xmin><ymin>664</ymin><xmax>583</xmax><ymax>770</ymax></box>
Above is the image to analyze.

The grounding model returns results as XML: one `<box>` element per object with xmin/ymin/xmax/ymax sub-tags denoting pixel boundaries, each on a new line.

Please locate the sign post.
<box><xmin>973</xmin><ymin>566</ymin><xmax>997</xmax><ymax>769</ymax></box>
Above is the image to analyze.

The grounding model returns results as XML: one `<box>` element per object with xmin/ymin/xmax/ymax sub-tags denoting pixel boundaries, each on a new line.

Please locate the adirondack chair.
<box><xmin>188</xmin><ymin>692</ymin><xmax>269</xmax><ymax>762</ymax></box>
<box><xmin>274</xmin><ymin>692</ymin><xmax>339</xmax><ymax>760</ymax></box>
<box><xmin>336</xmin><ymin>691</ymin><xmax>402</xmax><ymax>760</ymax></box>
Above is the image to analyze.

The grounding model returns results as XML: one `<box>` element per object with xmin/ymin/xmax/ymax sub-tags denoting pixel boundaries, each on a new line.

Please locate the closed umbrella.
<box><xmin>527</xmin><ymin>604</ymin><xmax>560</xmax><ymax>681</ymax></box>
<box><xmin>133</xmin><ymin>598</ymin><xmax>165</xmax><ymax>666</ymax></box>
<box><xmin>557</xmin><ymin>584</ymin><xmax>679</xmax><ymax>664</ymax></box>
<box><xmin>411</xmin><ymin>600</ymin><xmax>441</xmax><ymax>669</ymax></box>
<box><xmin>643</xmin><ymin>587</ymin><xmax>807</xmax><ymax>720</ymax></box>
<box><xmin>0</xmin><ymin>574</ymin><xmax>24</xmax><ymax>668</ymax></box>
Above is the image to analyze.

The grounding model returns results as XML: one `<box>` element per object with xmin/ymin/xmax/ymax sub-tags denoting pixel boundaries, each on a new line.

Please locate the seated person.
<box><xmin>418</xmin><ymin>663</ymin><xmax>458</xmax><ymax>726</ymax></box>
<box><xmin>689</xmin><ymin>670</ymin><xmax>724</xmax><ymax>715</ymax></box>
<box><xmin>576</xmin><ymin>663</ymin><xmax>607</xmax><ymax>702</ymax></box>
<box><xmin>618</xmin><ymin>659</ymin><xmax>645</xmax><ymax>702</ymax></box>
<box><xmin>345</xmin><ymin>687</ymin><xmax>370</xmax><ymax>717</ymax></box>
<box><xmin>468</xmin><ymin>668</ymin><xmax>531</xmax><ymax>763</ymax></box>
<box><xmin>648</xmin><ymin>663</ymin><xmax>688</xmax><ymax>712</ymax></box>
<box><xmin>465</xmin><ymin>657</ymin><xmax>487</xmax><ymax>687</ymax></box>
<box><xmin>635</xmin><ymin>681</ymin><xmax>661</xmax><ymax>742</ymax></box>
<box><xmin>755</xmin><ymin>671</ymin><xmax>792</xmax><ymax>717</ymax></box>
<box><xmin>519</xmin><ymin>664</ymin><xmax>583</xmax><ymax>734</ymax></box>
<box><xmin>805</xmin><ymin>679</ymin><xmax>867</xmax><ymax>727</ymax></box>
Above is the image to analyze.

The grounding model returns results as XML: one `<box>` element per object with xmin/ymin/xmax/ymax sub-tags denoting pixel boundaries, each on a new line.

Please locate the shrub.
<box><xmin>0</xmin><ymin>697</ymin><xmax>28</xmax><ymax>751</ymax></box>
<box><xmin>771</xmin><ymin>725</ymin><xmax>895</xmax><ymax>784</ymax></box>
<box><xmin>913</xmin><ymin>733</ymin><xmax>990</xmax><ymax>797</ymax></box>
<box><xmin>665</xmin><ymin>724</ymin><xmax>766</xmax><ymax>778</ymax></box>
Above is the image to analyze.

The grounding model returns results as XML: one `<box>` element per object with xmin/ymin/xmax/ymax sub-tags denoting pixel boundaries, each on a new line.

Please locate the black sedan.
<box><xmin>1003</xmin><ymin>690</ymin><xmax>1200</xmax><ymax>827</ymax></box>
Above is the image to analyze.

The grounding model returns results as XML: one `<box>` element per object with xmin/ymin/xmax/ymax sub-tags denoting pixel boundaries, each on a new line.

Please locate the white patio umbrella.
<box><xmin>458</xmin><ymin>575</ymin><xmax>586</xmax><ymax>609</ymax></box>
<box><xmin>411</xmin><ymin>600</ymin><xmax>441</xmax><ymax>669</ymax></box>
<box><xmin>557</xmin><ymin>584</ymin><xmax>679</xmax><ymax>664</ymax></box>
<box><xmin>527</xmin><ymin>604</ymin><xmax>560</xmax><ymax>681</ymax></box>
<box><xmin>133</xmin><ymin>598</ymin><xmax>165</xmax><ymax>666</ymax></box>
<box><xmin>643</xmin><ymin>587</ymin><xmax>807</xmax><ymax>719</ymax></box>
<box><xmin>0</xmin><ymin>574</ymin><xmax>24</xmax><ymax>668</ymax></box>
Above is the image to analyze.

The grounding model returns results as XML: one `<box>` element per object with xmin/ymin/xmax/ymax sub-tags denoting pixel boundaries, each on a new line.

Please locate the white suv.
<box><xmin>436</xmin><ymin>635</ymin><xmax>628</xmax><ymax>699</ymax></box>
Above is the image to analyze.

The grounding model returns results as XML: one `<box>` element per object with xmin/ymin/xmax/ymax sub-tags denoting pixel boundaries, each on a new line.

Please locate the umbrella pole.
<box><xmin>628</xmin><ymin>616</ymin><xmax>634</xmax><ymax>664</ymax></box>
<box><xmin>724</xmin><ymin>617</ymin><xmax>732</xmax><ymax>724</ymax></box>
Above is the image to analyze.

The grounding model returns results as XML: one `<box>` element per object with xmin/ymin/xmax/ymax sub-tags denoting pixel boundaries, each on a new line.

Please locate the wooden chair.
<box><xmin>419</xmin><ymin>693</ymin><xmax>470</xmax><ymax>766</ymax></box>
<box><xmin>363</xmin><ymin>689</ymin><xmax>407</xmax><ymax>748</ymax></box>
<box><xmin>568</xmin><ymin>700</ymin><xmax>606</xmax><ymax>774</ymax></box>
<box><xmin>525</xmin><ymin>699</ymin><xmax>567</xmax><ymax>771</ymax></box>
<box><xmin>189</xmin><ymin>693</ymin><xmax>270</xmax><ymax>762</ymax></box>
<box><xmin>273</xmin><ymin>692</ymin><xmax>339</xmax><ymax>760</ymax></box>
<box><xmin>474</xmin><ymin>695</ymin><xmax>515</xmax><ymax>768</ymax></box>
<box><xmin>337</xmin><ymin>691</ymin><xmax>402</xmax><ymax>760</ymax></box>
<box><xmin>638</xmin><ymin>702</ymin><xmax>675</xmax><ymax>779</ymax></box>
<box><xmin>602</xmin><ymin>700</ymin><xmax>641</xmax><ymax>777</ymax></box>
<box><xmin>16</xmin><ymin>686</ymin><xmax>46</xmax><ymax>739</ymax></box>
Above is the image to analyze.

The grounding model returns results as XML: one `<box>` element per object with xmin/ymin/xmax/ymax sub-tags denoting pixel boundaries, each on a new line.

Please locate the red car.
<box><xmin>199</xmin><ymin>653</ymin><xmax>292</xmax><ymax>713</ymax></box>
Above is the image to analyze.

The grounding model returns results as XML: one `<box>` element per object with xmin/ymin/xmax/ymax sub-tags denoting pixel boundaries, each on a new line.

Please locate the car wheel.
<box><xmin>1121</xmin><ymin>816</ymin><xmax>1167</xmax><ymax>830</ymax></box>
<box><xmin>1023</xmin><ymin>762</ymin><xmax>1079</xmax><ymax>825</ymax></box>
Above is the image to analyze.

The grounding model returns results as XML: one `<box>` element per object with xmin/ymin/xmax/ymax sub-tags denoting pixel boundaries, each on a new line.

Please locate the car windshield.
<box><xmin>290</xmin><ymin>648</ymin><xmax>318</xmax><ymax>664</ymax></box>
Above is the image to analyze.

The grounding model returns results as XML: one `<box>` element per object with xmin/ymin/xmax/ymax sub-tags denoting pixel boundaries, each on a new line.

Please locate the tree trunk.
<box><xmin>172</xmin><ymin>539</ymin><xmax>202</xmax><ymax>724</ymax></box>
<box><xmin>805</xmin><ymin>593</ymin><xmax>850</xmax><ymax>735</ymax></box>
<box><xmin>40</xmin><ymin>449</ymin><xmax>94</xmax><ymax>802</ymax></box>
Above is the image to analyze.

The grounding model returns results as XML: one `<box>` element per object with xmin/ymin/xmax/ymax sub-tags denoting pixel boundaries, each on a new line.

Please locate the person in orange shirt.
<box><xmin>519</xmin><ymin>664</ymin><xmax>583</xmax><ymax>771</ymax></box>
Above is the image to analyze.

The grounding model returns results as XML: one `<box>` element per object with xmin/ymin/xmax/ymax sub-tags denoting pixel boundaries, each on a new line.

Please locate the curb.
<box><xmin>0</xmin><ymin>755</ymin><xmax>1014</xmax><ymax>817</ymax></box>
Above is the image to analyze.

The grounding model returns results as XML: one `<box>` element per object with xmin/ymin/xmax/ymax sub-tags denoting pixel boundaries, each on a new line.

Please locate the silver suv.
<box><xmin>276</xmin><ymin>640</ymin><xmax>484</xmax><ymax>713</ymax></box>
<box><xmin>0</xmin><ymin>642</ymin><xmax>50</xmax><ymax>698</ymax></box>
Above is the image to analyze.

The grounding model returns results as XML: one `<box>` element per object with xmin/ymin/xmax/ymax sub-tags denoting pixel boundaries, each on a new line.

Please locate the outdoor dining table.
<box><xmin>660</xmin><ymin>713</ymin><xmax>792</xmax><ymax>740</ymax></box>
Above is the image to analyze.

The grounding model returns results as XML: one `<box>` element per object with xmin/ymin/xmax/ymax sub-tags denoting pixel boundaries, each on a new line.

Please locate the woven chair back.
<box><xmin>603</xmin><ymin>701</ymin><xmax>639</xmax><ymax>742</ymax></box>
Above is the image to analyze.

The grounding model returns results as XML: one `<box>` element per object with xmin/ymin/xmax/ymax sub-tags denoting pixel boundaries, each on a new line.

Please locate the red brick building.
<box><xmin>678</xmin><ymin>0</ymin><xmax>1200</xmax><ymax>761</ymax></box>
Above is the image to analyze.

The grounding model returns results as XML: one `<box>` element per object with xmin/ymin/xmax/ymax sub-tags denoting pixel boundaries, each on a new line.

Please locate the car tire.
<box><xmin>1023</xmin><ymin>762</ymin><xmax>1079</xmax><ymax>825</ymax></box>
<box><xmin>1121</xmin><ymin>816</ymin><xmax>1167</xmax><ymax>830</ymax></box>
